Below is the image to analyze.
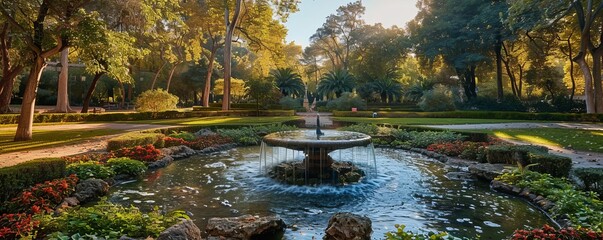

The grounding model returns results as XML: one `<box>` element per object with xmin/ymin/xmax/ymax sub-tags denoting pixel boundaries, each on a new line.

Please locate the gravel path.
<box><xmin>0</xmin><ymin>123</ymin><xmax>172</xmax><ymax>168</ymax></box>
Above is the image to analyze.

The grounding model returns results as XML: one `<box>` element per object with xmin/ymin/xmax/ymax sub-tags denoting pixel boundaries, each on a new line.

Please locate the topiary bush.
<box><xmin>0</xmin><ymin>158</ymin><xmax>66</xmax><ymax>202</ymax></box>
<box><xmin>417</xmin><ymin>84</ymin><xmax>456</xmax><ymax>112</ymax></box>
<box><xmin>527</xmin><ymin>152</ymin><xmax>572</xmax><ymax>178</ymax></box>
<box><xmin>66</xmin><ymin>162</ymin><xmax>115</xmax><ymax>180</ymax></box>
<box><xmin>574</xmin><ymin>168</ymin><xmax>603</xmax><ymax>196</ymax></box>
<box><xmin>106</xmin><ymin>157</ymin><xmax>147</xmax><ymax>178</ymax></box>
<box><xmin>135</xmin><ymin>89</ymin><xmax>179</xmax><ymax>112</ymax></box>
<box><xmin>106</xmin><ymin>132</ymin><xmax>165</xmax><ymax>151</ymax></box>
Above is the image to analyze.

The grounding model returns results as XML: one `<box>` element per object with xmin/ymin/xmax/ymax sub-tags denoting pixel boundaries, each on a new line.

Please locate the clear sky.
<box><xmin>284</xmin><ymin>0</ymin><xmax>419</xmax><ymax>48</ymax></box>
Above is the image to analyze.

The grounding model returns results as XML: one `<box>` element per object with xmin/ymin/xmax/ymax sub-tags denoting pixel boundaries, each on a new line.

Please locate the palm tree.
<box><xmin>317</xmin><ymin>69</ymin><xmax>355</xmax><ymax>99</ymax></box>
<box><xmin>270</xmin><ymin>68</ymin><xmax>305</xmax><ymax>98</ymax></box>
<box><xmin>371</xmin><ymin>78</ymin><xmax>403</xmax><ymax>103</ymax></box>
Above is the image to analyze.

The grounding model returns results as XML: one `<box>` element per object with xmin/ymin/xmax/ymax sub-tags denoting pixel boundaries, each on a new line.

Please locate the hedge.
<box><xmin>0</xmin><ymin>110</ymin><xmax>295</xmax><ymax>124</ymax></box>
<box><xmin>573</xmin><ymin>168</ymin><xmax>603</xmax><ymax>195</ymax></box>
<box><xmin>0</xmin><ymin>158</ymin><xmax>66</xmax><ymax>202</ymax></box>
<box><xmin>333</xmin><ymin>110</ymin><xmax>603</xmax><ymax>122</ymax></box>
<box><xmin>527</xmin><ymin>152</ymin><xmax>572</xmax><ymax>178</ymax></box>
<box><xmin>485</xmin><ymin>145</ymin><xmax>549</xmax><ymax>165</ymax></box>
<box><xmin>106</xmin><ymin>132</ymin><xmax>166</xmax><ymax>151</ymax></box>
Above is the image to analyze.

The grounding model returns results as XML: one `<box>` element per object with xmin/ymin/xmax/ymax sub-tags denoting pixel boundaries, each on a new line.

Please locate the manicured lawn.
<box><xmin>0</xmin><ymin>128</ymin><xmax>123</xmax><ymax>154</ymax></box>
<box><xmin>114</xmin><ymin>116</ymin><xmax>301</xmax><ymax>126</ymax></box>
<box><xmin>484</xmin><ymin>128</ymin><xmax>603</xmax><ymax>153</ymax></box>
<box><xmin>333</xmin><ymin>117</ymin><xmax>529</xmax><ymax>125</ymax></box>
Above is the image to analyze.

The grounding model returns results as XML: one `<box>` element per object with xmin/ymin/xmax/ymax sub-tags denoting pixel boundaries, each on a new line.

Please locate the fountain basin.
<box><xmin>261</xmin><ymin>130</ymin><xmax>375</xmax><ymax>185</ymax></box>
<box><xmin>262</xmin><ymin>130</ymin><xmax>372</xmax><ymax>151</ymax></box>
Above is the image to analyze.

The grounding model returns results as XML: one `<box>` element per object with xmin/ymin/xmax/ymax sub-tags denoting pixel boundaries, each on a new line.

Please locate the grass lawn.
<box><xmin>114</xmin><ymin>116</ymin><xmax>301</xmax><ymax>126</ymax></box>
<box><xmin>481</xmin><ymin>128</ymin><xmax>603</xmax><ymax>153</ymax></box>
<box><xmin>333</xmin><ymin>117</ymin><xmax>530</xmax><ymax>125</ymax></box>
<box><xmin>0</xmin><ymin>128</ymin><xmax>123</xmax><ymax>154</ymax></box>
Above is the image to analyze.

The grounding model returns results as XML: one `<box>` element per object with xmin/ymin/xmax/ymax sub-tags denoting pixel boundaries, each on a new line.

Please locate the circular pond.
<box><xmin>109</xmin><ymin>147</ymin><xmax>552</xmax><ymax>239</ymax></box>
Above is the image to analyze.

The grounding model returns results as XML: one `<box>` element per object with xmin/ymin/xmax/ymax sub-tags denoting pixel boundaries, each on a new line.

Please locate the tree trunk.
<box><xmin>166</xmin><ymin>62</ymin><xmax>180</xmax><ymax>93</ymax></box>
<box><xmin>81</xmin><ymin>72</ymin><xmax>103</xmax><ymax>113</ymax></box>
<box><xmin>54</xmin><ymin>47</ymin><xmax>73</xmax><ymax>112</ymax></box>
<box><xmin>151</xmin><ymin>62</ymin><xmax>167</xmax><ymax>90</ymax></box>
<box><xmin>118</xmin><ymin>81</ymin><xmax>126</xmax><ymax>109</ymax></box>
<box><xmin>203</xmin><ymin>46</ymin><xmax>217</xmax><ymax>107</ymax></box>
<box><xmin>592</xmin><ymin>50</ymin><xmax>603</xmax><ymax>113</ymax></box>
<box><xmin>574</xmin><ymin>52</ymin><xmax>596</xmax><ymax>113</ymax></box>
<box><xmin>222</xmin><ymin>0</ymin><xmax>243</xmax><ymax>111</ymax></box>
<box><xmin>0</xmin><ymin>22</ymin><xmax>23</xmax><ymax>113</ymax></box>
<box><xmin>15</xmin><ymin>57</ymin><xmax>46</xmax><ymax>141</ymax></box>
<box><xmin>495</xmin><ymin>42</ymin><xmax>504</xmax><ymax>102</ymax></box>
<box><xmin>0</xmin><ymin>68</ymin><xmax>21</xmax><ymax>113</ymax></box>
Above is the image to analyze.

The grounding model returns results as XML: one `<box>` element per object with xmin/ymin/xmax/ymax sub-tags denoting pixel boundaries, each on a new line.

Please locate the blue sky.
<box><xmin>284</xmin><ymin>0</ymin><xmax>419</xmax><ymax>48</ymax></box>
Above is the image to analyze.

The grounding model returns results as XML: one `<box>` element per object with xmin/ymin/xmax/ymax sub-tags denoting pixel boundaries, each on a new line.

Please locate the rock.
<box><xmin>161</xmin><ymin>145</ymin><xmax>197</xmax><ymax>159</ymax></box>
<box><xmin>519</xmin><ymin>188</ymin><xmax>531</xmax><ymax>198</ymax></box>
<box><xmin>195</xmin><ymin>128</ymin><xmax>217</xmax><ymax>137</ymax></box>
<box><xmin>74</xmin><ymin>178</ymin><xmax>109</xmax><ymax>203</ymax></box>
<box><xmin>157</xmin><ymin>220</ymin><xmax>202</xmax><ymax>240</ymax></box>
<box><xmin>468</xmin><ymin>164</ymin><xmax>504</xmax><ymax>181</ymax></box>
<box><xmin>324</xmin><ymin>212</ymin><xmax>372</xmax><ymax>240</ymax></box>
<box><xmin>148</xmin><ymin>155</ymin><xmax>174</xmax><ymax>170</ymax></box>
<box><xmin>206</xmin><ymin>215</ymin><xmax>286</xmax><ymax>240</ymax></box>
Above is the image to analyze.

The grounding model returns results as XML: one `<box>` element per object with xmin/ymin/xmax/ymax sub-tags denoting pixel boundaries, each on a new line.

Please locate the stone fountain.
<box><xmin>260</xmin><ymin>115</ymin><xmax>376</xmax><ymax>185</ymax></box>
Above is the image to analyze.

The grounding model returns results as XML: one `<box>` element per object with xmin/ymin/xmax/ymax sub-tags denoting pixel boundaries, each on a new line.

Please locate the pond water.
<box><xmin>109</xmin><ymin>147</ymin><xmax>552</xmax><ymax>239</ymax></box>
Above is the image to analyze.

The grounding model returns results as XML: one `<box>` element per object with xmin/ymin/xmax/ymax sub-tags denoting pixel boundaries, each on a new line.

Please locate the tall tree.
<box><xmin>508</xmin><ymin>0</ymin><xmax>603</xmax><ymax>113</ymax></box>
<box><xmin>309</xmin><ymin>1</ymin><xmax>365</xmax><ymax>71</ymax></box>
<box><xmin>1</xmin><ymin>0</ymin><xmax>93</xmax><ymax>140</ymax></box>
<box><xmin>0</xmin><ymin>21</ymin><xmax>24</xmax><ymax>113</ymax></box>
<box><xmin>220</xmin><ymin>0</ymin><xmax>298</xmax><ymax>111</ymax></box>
<box><xmin>409</xmin><ymin>0</ymin><xmax>497</xmax><ymax>100</ymax></box>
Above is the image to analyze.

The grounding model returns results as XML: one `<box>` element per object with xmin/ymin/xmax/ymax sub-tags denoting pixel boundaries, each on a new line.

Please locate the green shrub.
<box><xmin>37</xmin><ymin>200</ymin><xmax>189</xmax><ymax>238</ymax></box>
<box><xmin>66</xmin><ymin>162</ymin><xmax>115</xmax><ymax>180</ymax></box>
<box><xmin>418</xmin><ymin>84</ymin><xmax>456</xmax><ymax>112</ymax></box>
<box><xmin>106</xmin><ymin>132</ymin><xmax>165</xmax><ymax>151</ymax></box>
<box><xmin>0</xmin><ymin>158</ymin><xmax>66</xmax><ymax>202</ymax></box>
<box><xmin>391</xmin><ymin>129</ymin><xmax>464</xmax><ymax>148</ymax></box>
<box><xmin>106</xmin><ymin>158</ymin><xmax>146</xmax><ymax>178</ymax></box>
<box><xmin>217</xmin><ymin>124</ymin><xmax>296</xmax><ymax>146</ymax></box>
<box><xmin>326</xmin><ymin>92</ymin><xmax>367</xmax><ymax>111</ymax></box>
<box><xmin>574</xmin><ymin>168</ymin><xmax>603</xmax><ymax>195</ymax></box>
<box><xmin>279</xmin><ymin>96</ymin><xmax>302</xmax><ymax>110</ymax></box>
<box><xmin>135</xmin><ymin>89</ymin><xmax>179</xmax><ymax>112</ymax></box>
<box><xmin>485</xmin><ymin>145</ymin><xmax>548</xmax><ymax>165</ymax></box>
<box><xmin>217</xmin><ymin>127</ymin><xmax>260</xmax><ymax>146</ymax></box>
<box><xmin>527</xmin><ymin>152</ymin><xmax>572</xmax><ymax>178</ymax></box>
<box><xmin>340</xmin><ymin>124</ymin><xmax>379</xmax><ymax>136</ymax></box>
<box><xmin>168</xmin><ymin>131</ymin><xmax>196</xmax><ymax>141</ymax></box>
<box><xmin>385</xmin><ymin>224</ymin><xmax>451</xmax><ymax>240</ymax></box>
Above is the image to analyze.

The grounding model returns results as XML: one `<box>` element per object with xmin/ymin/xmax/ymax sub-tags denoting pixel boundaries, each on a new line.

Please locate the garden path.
<box><xmin>296</xmin><ymin>112</ymin><xmax>333</xmax><ymax>128</ymax></box>
<box><xmin>0</xmin><ymin>123</ymin><xmax>171</xmax><ymax>168</ymax></box>
<box><xmin>423</xmin><ymin>122</ymin><xmax>603</xmax><ymax>169</ymax></box>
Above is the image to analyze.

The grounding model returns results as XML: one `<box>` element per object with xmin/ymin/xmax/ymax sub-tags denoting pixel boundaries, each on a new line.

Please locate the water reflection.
<box><xmin>109</xmin><ymin>147</ymin><xmax>551</xmax><ymax>239</ymax></box>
